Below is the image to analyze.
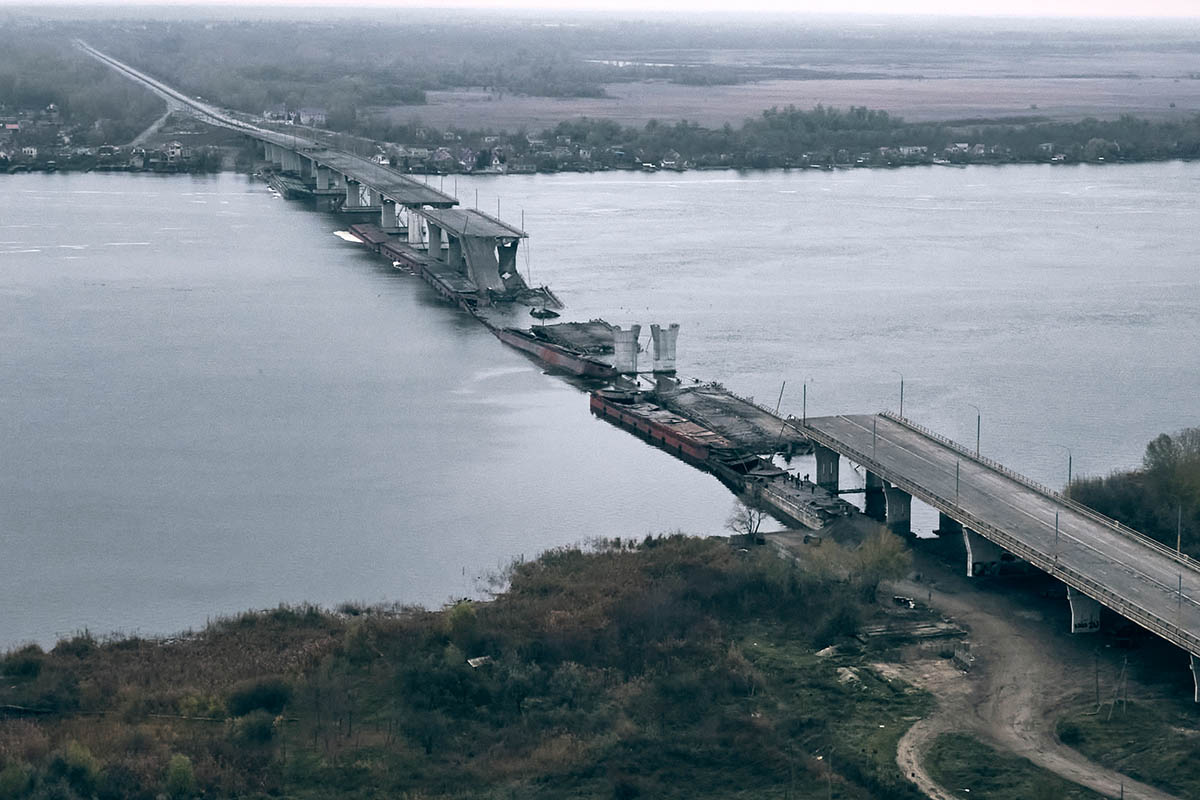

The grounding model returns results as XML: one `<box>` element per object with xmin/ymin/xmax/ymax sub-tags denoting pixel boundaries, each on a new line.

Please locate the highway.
<box><xmin>802</xmin><ymin>412</ymin><xmax>1200</xmax><ymax>657</ymax></box>
<box><xmin>76</xmin><ymin>40</ymin><xmax>458</xmax><ymax>207</ymax></box>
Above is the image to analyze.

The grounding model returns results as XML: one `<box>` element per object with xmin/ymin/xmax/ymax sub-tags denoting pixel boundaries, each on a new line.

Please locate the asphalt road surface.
<box><xmin>804</xmin><ymin>414</ymin><xmax>1200</xmax><ymax>658</ymax></box>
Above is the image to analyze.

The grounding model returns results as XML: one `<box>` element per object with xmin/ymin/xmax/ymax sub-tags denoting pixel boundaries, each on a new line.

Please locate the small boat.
<box><xmin>530</xmin><ymin>307</ymin><xmax>560</xmax><ymax>320</ymax></box>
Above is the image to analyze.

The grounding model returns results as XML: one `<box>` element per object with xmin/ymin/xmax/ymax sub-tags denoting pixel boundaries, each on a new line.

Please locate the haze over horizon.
<box><xmin>2</xmin><ymin>0</ymin><xmax>1200</xmax><ymax>19</ymax></box>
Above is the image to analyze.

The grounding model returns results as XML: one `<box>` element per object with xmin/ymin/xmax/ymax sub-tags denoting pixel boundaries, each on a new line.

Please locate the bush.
<box><xmin>232</xmin><ymin>709</ymin><xmax>277</xmax><ymax>744</ymax></box>
<box><xmin>227</xmin><ymin>676</ymin><xmax>292</xmax><ymax>717</ymax></box>
<box><xmin>164</xmin><ymin>754</ymin><xmax>196</xmax><ymax>798</ymax></box>
<box><xmin>1</xmin><ymin>645</ymin><xmax>45</xmax><ymax>678</ymax></box>
<box><xmin>0</xmin><ymin>763</ymin><xmax>32</xmax><ymax>800</ymax></box>
<box><xmin>48</xmin><ymin>740</ymin><xmax>101</xmax><ymax>796</ymax></box>
<box><xmin>1058</xmin><ymin>720</ymin><xmax>1082</xmax><ymax>746</ymax></box>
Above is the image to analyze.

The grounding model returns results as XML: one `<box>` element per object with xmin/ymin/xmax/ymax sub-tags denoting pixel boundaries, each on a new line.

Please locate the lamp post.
<box><xmin>1051</xmin><ymin>444</ymin><xmax>1073</xmax><ymax>497</ymax></box>
<box><xmin>802</xmin><ymin>377</ymin><xmax>814</xmax><ymax>426</ymax></box>
<box><xmin>892</xmin><ymin>369</ymin><xmax>904</xmax><ymax>418</ymax></box>
<box><xmin>967</xmin><ymin>403</ymin><xmax>981</xmax><ymax>456</ymax></box>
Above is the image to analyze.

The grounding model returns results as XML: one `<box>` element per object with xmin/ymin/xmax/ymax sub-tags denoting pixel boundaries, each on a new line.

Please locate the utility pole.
<box><xmin>955</xmin><ymin>460</ymin><xmax>961</xmax><ymax>505</ymax></box>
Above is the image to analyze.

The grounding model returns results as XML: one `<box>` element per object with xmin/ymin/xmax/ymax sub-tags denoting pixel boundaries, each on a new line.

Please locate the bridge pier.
<box><xmin>937</xmin><ymin>512</ymin><xmax>963</xmax><ymax>537</ymax></box>
<box><xmin>963</xmin><ymin>527</ymin><xmax>1003</xmax><ymax>577</ymax></box>
<box><xmin>649</xmin><ymin>323</ymin><xmax>679</xmax><ymax>374</ymax></box>
<box><xmin>611</xmin><ymin>325</ymin><xmax>640</xmax><ymax>374</ymax></box>
<box><xmin>428</xmin><ymin>223</ymin><xmax>444</xmax><ymax>258</ymax></box>
<box><xmin>814</xmin><ymin>445</ymin><xmax>839</xmax><ymax>492</ymax></box>
<box><xmin>864</xmin><ymin>471</ymin><xmax>886</xmax><ymax>521</ymax></box>
<box><xmin>406</xmin><ymin>207</ymin><xmax>426</xmax><ymax>246</ymax></box>
<box><xmin>1067</xmin><ymin>587</ymin><xmax>1101</xmax><ymax>633</ymax></box>
<box><xmin>381</xmin><ymin>199</ymin><xmax>399</xmax><ymax>229</ymax></box>
<box><xmin>884</xmin><ymin>484</ymin><xmax>912</xmax><ymax>535</ymax></box>
<box><xmin>1190</xmin><ymin>655</ymin><xmax>1200</xmax><ymax>703</ymax></box>
<box><xmin>344</xmin><ymin>179</ymin><xmax>361</xmax><ymax>208</ymax></box>
<box><xmin>447</xmin><ymin>234</ymin><xmax>464</xmax><ymax>271</ymax></box>
<box><xmin>315</xmin><ymin>165</ymin><xmax>330</xmax><ymax>190</ymax></box>
<box><xmin>299</xmin><ymin>155</ymin><xmax>312</xmax><ymax>179</ymax></box>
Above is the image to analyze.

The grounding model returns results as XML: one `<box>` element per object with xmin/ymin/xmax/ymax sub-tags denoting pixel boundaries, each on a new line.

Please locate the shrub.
<box><xmin>51</xmin><ymin>632</ymin><xmax>97</xmax><ymax>659</ymax></box>
<box><xmin>232</xmin><ymin>709</ymin><xmax>277</xmax><ymax>744</ymax></box>
<box><xmin>48</xmin><ymin>740</ymin><xmax>101</xmax><ymax>796</ymax></box>
<box><xmin>164</xmin><ymin>754</ymin><xmax>196</xmax><ymax>798</ymax></box>
<box><xmin>1</xmin><ymin>645</ymin><xmax>45</xmax><ymax>678</ymax></box>
<box><xmin>0</xmin><ymin>763</ymin><xmax>32</xmax><ymax>800</ymax></box>
<box><xmin>1058</xmin><ymin>720</ymin><xmax>1082</xmax><ymax>745</ymax></box>
<box><xmin>227</xmin><ymin>676</ymin><xmax>292</xmax><ymax>717</ymax></box>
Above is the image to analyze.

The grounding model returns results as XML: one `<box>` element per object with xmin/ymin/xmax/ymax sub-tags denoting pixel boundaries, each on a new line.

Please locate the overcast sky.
<box><xmin>6</xmin><ymin>0</ymin><xmax>1200</xmax><ymax>16</ymax></box>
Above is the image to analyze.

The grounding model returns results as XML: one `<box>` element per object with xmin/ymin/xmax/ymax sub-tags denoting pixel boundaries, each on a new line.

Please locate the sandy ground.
<box><xmin>381</xmin><ymin>76</ymin><xmax>1200</xmax><ymax>132</ymax></box>
<box><xmin>771</xmin><ymin>531</ymin><xmax>1185</xmax><ymax>800</ymax></box>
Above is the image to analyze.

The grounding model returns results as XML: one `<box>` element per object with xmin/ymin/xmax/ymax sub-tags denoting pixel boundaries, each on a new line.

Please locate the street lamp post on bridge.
<box><xmin>967</xmin><ymin>403</ymin><xmax>981</xmax><ymax>456</ymax></box>
<box><xmin>1051</xmin><ymin>443</ymin><xmax>1073</xmax><ymax>498</ymax></box>
<box><xmin>892</xmin><ymin>369</ymin><xmax>904</xmax><ymax>418</ymax></box>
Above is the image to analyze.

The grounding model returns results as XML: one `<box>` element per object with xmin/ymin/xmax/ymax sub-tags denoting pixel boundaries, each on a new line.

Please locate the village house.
<box><xmin>297</xmin><ymin>108</ymin><xmax>326</xmax><ymax>126</ymax></box>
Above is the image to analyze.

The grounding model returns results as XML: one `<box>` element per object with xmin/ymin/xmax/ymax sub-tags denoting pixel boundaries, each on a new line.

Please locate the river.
<box><xmin>1</xmin><ymin>163</ymin><xmax>1196</xmax><ymax>647</ymax></box>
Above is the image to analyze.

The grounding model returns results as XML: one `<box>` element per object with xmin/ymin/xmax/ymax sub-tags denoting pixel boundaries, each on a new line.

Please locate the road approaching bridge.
<box><xmin>799</xmin><ymin>412</ymin><xmax>1200</xmax><ymax>697</ymax></box>
<box><xmin>76</xmin><ymin>40</ymin><xmax>459</xmax><ymax>209</ymax></box>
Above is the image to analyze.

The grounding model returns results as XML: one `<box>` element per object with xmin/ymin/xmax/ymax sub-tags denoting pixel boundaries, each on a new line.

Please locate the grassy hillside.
<box><xmin>0</xmin><ymin>535</ymin><xmax>930</xmax><ymax>799</ymax></box>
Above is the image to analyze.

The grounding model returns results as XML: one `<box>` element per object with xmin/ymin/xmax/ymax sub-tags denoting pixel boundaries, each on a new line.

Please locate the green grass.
<box><xmin>1057</xmin><ymin>701</ymin><xmax>1200</xmax><ymax>798</ymax></box>
<box><xmin>925</xmin><ymin>733</ymin><xmax>1104</xmax><ymax>800</ymax></box>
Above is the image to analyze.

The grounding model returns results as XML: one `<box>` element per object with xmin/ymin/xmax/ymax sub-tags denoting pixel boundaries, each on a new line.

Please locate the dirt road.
<box><xmin>889</xmin><ymin>546</ymin><xmax>1181</xmax><ymax>800</ymax></box>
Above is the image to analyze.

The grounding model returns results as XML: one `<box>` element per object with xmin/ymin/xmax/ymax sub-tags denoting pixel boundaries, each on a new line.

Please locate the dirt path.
<box><xmin>888</xmin><ymin>547</ymin><xmax>1180</xmax><ymax>800</ymax></box>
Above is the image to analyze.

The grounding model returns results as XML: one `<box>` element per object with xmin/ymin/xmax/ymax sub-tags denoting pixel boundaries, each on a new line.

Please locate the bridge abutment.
<box><xmin>884</xmin><ymin>484</ymin><xmax>912</xmax><ymax>535</ymax></box>
<box><xmin>1067</xmin><ymin>587</ymin><xmax>1101</xmax><ymax>633</ymax></box>
<box><xmin>864</xmin><ymin>471</ymin><xmax>886</xmax><ymax>521</ymax></box>
<box><xmin>814</xmin><ymin>445</ymin><xmax>839</xmax><ymax>492</ymax></box>
<box><xmin>963</xmin><ymin>527</ymin><xmax>1003</xmax><ymax>577</ymax></box>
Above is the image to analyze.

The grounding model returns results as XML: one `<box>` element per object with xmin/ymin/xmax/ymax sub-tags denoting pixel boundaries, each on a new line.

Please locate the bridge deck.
<box><xmin>77</xmin><ymin>41</ymin><xmax>457</xmax><ymax>208</ymax></box>
<box><xmin>803</xmin><ymin>413</ymin><xmax>1200</xmax><ymax>655</ymax></box>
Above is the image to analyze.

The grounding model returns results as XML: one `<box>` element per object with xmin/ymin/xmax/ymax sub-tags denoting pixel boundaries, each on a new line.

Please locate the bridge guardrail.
<box><xmin>879</xmin><ymin>411</ymin><xmax>1200</xmax><ymax>573</ymax></box>
<box><xmin>800</xmin><ymin>423</ymin><xmax>1200</xmax><ymax>657</ymax></box>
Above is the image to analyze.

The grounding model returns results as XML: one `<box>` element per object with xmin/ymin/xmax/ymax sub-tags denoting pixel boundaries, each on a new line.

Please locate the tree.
<box><xmin>849</xmin><ymin>527</ymin><xmax>912</xmax><ymax>602</ymax></box>
<box><xmin>725</xmin><ymin>499</ymin><xmax>769</xmax><ymax>543</ymax></box>
<box><xmin>164</xmin><ymin>754</ymin><xmax>196</xmax><ymax>799</ymax></box>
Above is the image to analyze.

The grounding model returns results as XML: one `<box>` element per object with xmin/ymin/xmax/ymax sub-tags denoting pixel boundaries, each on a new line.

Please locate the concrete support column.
<box><xmin>864</xmin><ymin>471</ymin><xmax>886</xmax><ymax>522</ymax></box>
<box><xmin>814</xmin><ymin>445</ymin><xmax>839</xmax><ymax>492</ymax></box>
<box><xmin>1190</xmin><ymin>654</ymin><xmax>1200</xmax><ymax>703</ymax></box>
<box><xmin>366</xmin><ymin>187</ymin><xmax>379</xmax><ymax>207</ymax></box>
<box><xmin>937</xmin><ymin>512</ymin><xmax>963</xmax><ymax>537</ymax></box>
<box><xmin>498</xmin><ymin>241</ymin><xmax>519</xmax><ymax>280</ymax></box>
<box><xmin>963</xmin><ymin>527</ymin><xmax>1003</xmax><ymax>577</ymax></box>
<box><xmin>447</xmin><ymin>236</ymin><xmax>463</xmax><ymax>272</ymax></box>
<box><xmin>649</xmin><ymin>323</ymin><xmax>679</xmax><ymax>374</ymax></box>
<box><xmin>611</xmin><ymin>325</ymin><xmax>641</xmax><ymax>374</ymax></box>
<box><xmin>271</xmin><ymin>144</ymin><xmax>283</xmax><ymax>167</ymax></box>
<box><xmin>344</xmin><ymin>180</ymin><xmax>361</xmax><ymax>208</ymax></box>
<box><xmin>300</xmin><ymin>155</ymin><xmax>312</xmax><ymax>179</ymax></box>
<box><xmin>406</xmin><ymin>208</ymin><xmax>426</xmax><ymax>246</ymax></box>
<box><xmin>428</xmin><ymin>223</ymin><xmax>444</xmax><ymax>259</ymax></box>
<box><xmin>1067</xmin><ymin>587</ymin><xmax>1101</xmax><ymax>633</ymax></box>
<box><xmin>264</xmin><ymin>142</ymin><xmax>273</xmax><ymax>163</ymax></box>
<box><xmin>381</xmin><ymin>199</ymin><xmax>398</xmax><ymax>229</ymax></box>
<box><xmin>315</xmin><ymin>165</ymin><xmax>330</xmax><ymax>190</ymax></box>
<box><xmin>884</xmin><ymin>483</ymin><xmax>912</xmax><ymax>535</ymax></box>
